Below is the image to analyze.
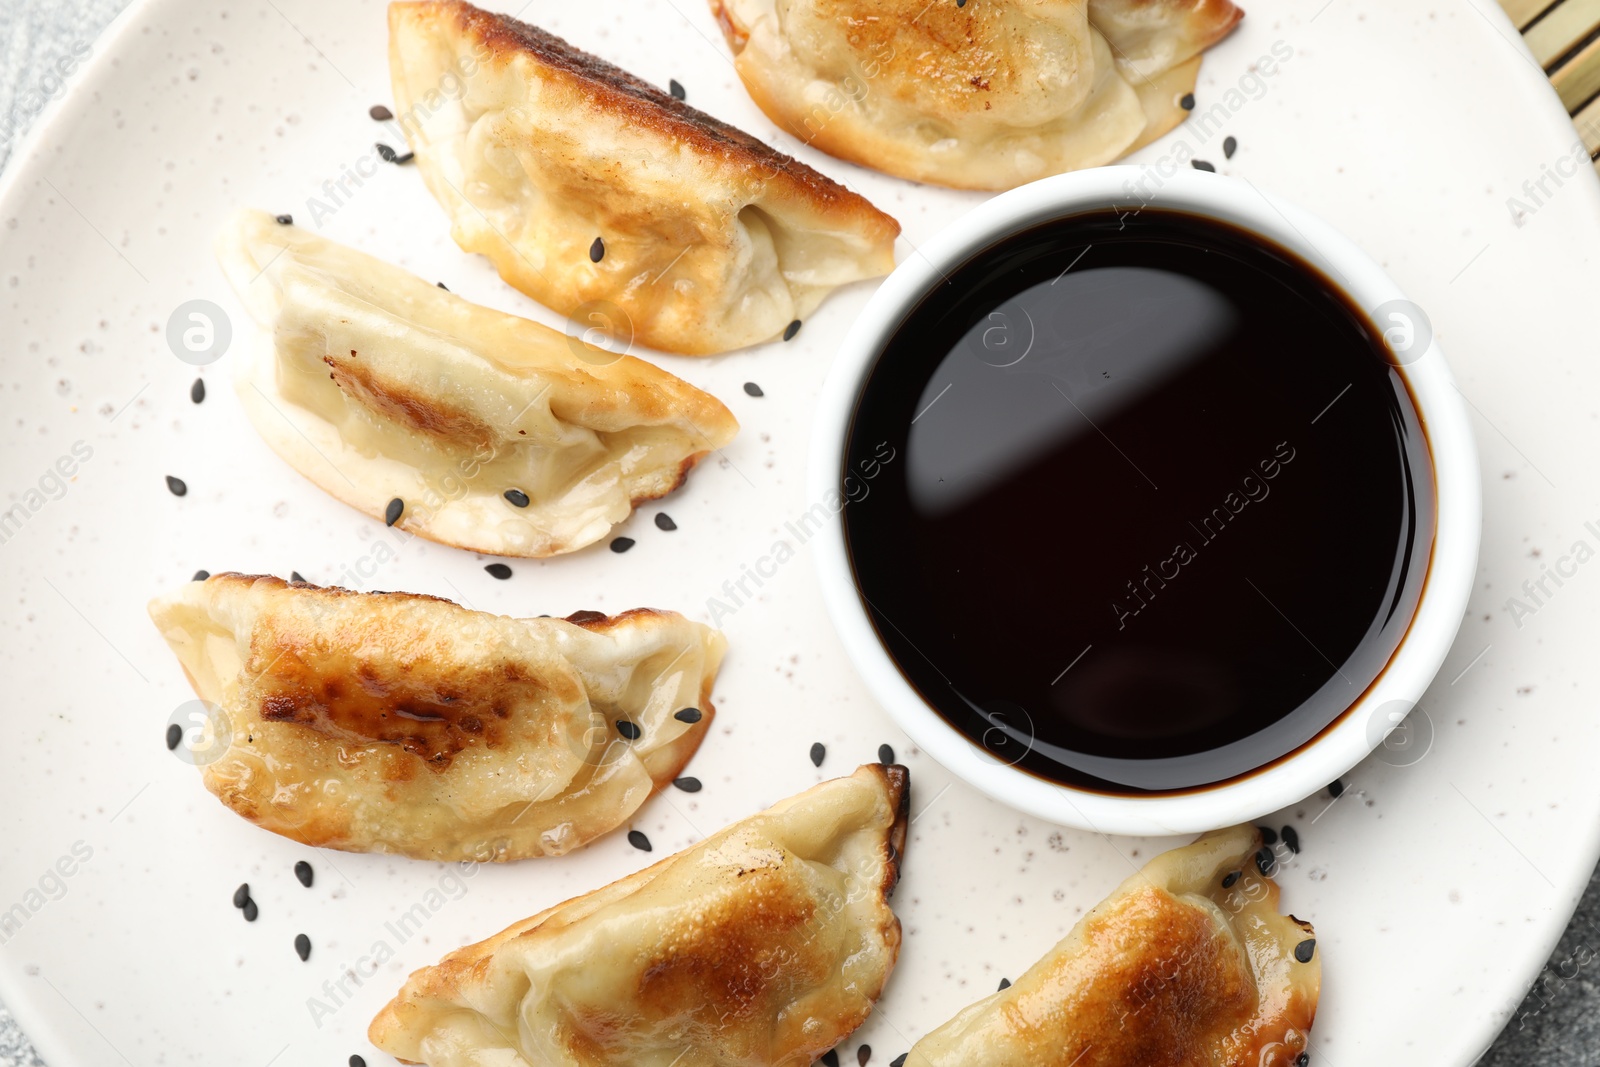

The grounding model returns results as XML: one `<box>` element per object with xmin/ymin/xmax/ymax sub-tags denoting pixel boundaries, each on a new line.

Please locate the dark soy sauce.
<box><xmin>843</xmin><ymin>210</ymin><xmax>1433</xmax><ymax>794</ymax></box>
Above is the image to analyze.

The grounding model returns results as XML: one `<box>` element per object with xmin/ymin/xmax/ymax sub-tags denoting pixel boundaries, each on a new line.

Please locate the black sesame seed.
<box><xmin>369</xmin><ymin>105</ymin><xmax>393</xmax><ymax>121</ymax></box>
<box><xmin>1294</xmin><ymin>938</ymin><xmax>1316</xmax><ymax>963</ymax></box>
<box><xmin>891</xmin><ymin>1056</ymin><xmax>907</xmax><ymax>1067</ymax></box>
<box><xmin>294</xmin><ymin>933</ymin><xmax>311</xmax><ymax>961</ymax></box>
<box><xmin>375</xmin><ymin>142</ymin><xmax>397</xmax><ymax>162</ymax></box>
<box><xmin>385</xmin><ymin>497</ymin><xmax>404</xmax><ymax>526</ymax></box>
<box><xmin>858</xmin><ymin>1045</ymin><xmax>871</xmax><ymax>1067</ymax></box>
<box><xmin>878</xmin><ymin>743</ymin><xmax>895</xmax><ymax>765</ymax></box>
<box><xmin>743</xmin><ymin>382</ymin><xmax>764</xmax><ymax>397</ymax></box>
<box><xmin>673</xmin><ymin>776</ymin><xmax>701</xmax><ymax>792</ymax></box>
<box><xmin>610</xmin><ymin>537</ymin><xmax>635</xmax><ymax>553</ymax></box>
<box><xmin>294</xmin><ymin>860</ymin><xmax>313</xmax><ymax>888</ymax></box>
<box><xmin>1223</xmin><ymin>135</ymin><xmax>1238</xmax><ymax>159</ymax></box>
<box><xmin>822</xmin><ymin>1051</ymin><xmax>840</xmax><ymax>1067</ymax></box>
<box><xmin>190</xmin><ymin>377</ymin><xmax>205</xmax><ymax>403</ymax></box>
<box><xmin>654</xmin><ymin>512</ymin><xmax>677</xmax><ymax>531</ymax></box>
<box><xmin>628</xmin><ymin>830</ymin><xmax>652</xmax><ymax>852</ymax></box>
<box><xmin>810</xmin><ymin>741</ymin><xmax>826</xmax><ymax>767</ymax></box>
<box><xmin>166</xmin><ymin>723</ymin><xmax>182</xmax><ymax>750</ymax></box>
<box><xmin>1222</xmin><ymin>870</ymin><xmax>1241</xmax><ymax>888</ymax></box>
<box><xmin>1191</xmin><ymin>160</ymin><xmax>1216</xmax><ymax>172</ymax></box>
<box><xmin>485</xmin><ymin>563</ymin><xmax>513</xmax><ymax>580</ymax></box>
<box><xmin>233</xmin><ymin>883</ymin><xmax>250</xmax><ymax>909</ymax></box>
<box><xmin>436</xmin><ymin>281</ymin><xmax>448</xmax><ymax>290</ymax></box>
<box><xmin>997</xmin><ymin>977</ymin><xmax>1011</xmax><ymax>990</ymax></box>
<box><xmin>675</xmin><ymin>707</ymin><xmax>703</xmax><ymax>724</ymax></box>
<box><xmin>616</xmin><ymin>718</ymin><xmax>641</xmax><ymax>741</ymax></box>
<box><xmin>783</xmin><ymin>319</ymin><xmax>802</xmax><ymax>341</ymax></box>
<box><xmin>590</xmin><ymin>237</ymin><xmax>605</xmax><ymax>263</ymax></box>
<box><xmin>351</xmin><ymin>1057</ymin><xmax>368</xmax><ymax>1067</ymax></box>
<box><xmin>1259</xmin><ymin>826</ymin><xmax>1278</xmax><ymax>846</ymax></box>
<box><xmin>192</xmin><ymin>569</ymin><xmax>210</xmax><ymax>581</ymax></box>
<box><xmin>669</xmin><ymin>79</ymin><xmax>686</xmax><ymax>100</ymax></box>
<box><xmin>503</xmin><ymin>488</ymin><xmax>530</xmax><ymax>508</ymax></box>
<box><xmin>393</xmin><ymin>151</ymin><xmax>415</xmax><ymax>164</ymax></box>
<box><xmin>1295</xmin><ymin>1054</ymin><xmax>1309</xmax><ymax>1067</ymax></box>
<box><xmin>242</xmin><ymin>898</ymin><xmax>259</xmax><ymax>922</ymax></box>
<box><xmin>1255</xmin><ymin>846</ymin><xmax>1276</xmax><ymax>876</ymax></box>
<box><xmin>166</xmin><ymin>475</ymin><xmax>188</xmax><ymax>497</ymax></box>
<box><xmin>290</xmin><ymin>571</ymin><xmax>306</xmax><ymax>583</ymax></box>
<box><xmin>1282</xmin><ymin>825</ymin><xmax>1301</xmax><ymax>854</ymax></box>
<box><xmin>957</xmin><ymin>0</ymin><xmax>967</xmax><ymax>7</ymax></box>
<box><xmin>274</xmin><ymin>213</ymin><xmax>293</xmax><ymax>225</ymax></box>
<box><xmin>1179</xmin><ymin>92</ymin><xmax>1195</xmax><ymax>110</ymax></box>
<box><xmin>1328</xmin><ymin>778</ymin><xmax>1345</xmax><ymax>798</ymax></box>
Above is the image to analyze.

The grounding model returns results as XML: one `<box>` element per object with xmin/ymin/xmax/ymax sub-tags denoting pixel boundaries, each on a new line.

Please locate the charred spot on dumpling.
<box><xmin>566</xmin><ymin>609</ymin><xmax>608</xmax><ymax>625</ymax></box>
<box><xmin>326</xmin><ymin>354</ymin><xmax>499</xmax><ymax>452</ymax></box>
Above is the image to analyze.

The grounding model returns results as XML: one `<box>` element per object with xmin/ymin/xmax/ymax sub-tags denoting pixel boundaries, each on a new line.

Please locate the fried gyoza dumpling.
<box><xmin>148</xmin><ymin>574</ymin><xmax>725</xmax><ymax>861</ymax></box>
<box><xmin>369</xmin><ymin>763</ymin><xmax>910</xmax><ymax>1066</ymax></box>
<box><xmin>905</xmin><ymin>825</ymin><xmax>1319</xmax><ymax>1067</ymax></box>
<box><xmin>217</xmin><ymin>209</ymin><xmax>737</xmax><ymax>558</ymax></box>
<box><xmin>711</xmin><ymin>0</ymin><xmax>1244</xmax><ymax>191</ymax></box>
<box><xmin>387</xmin><ymin>0</ymin><xmax>900</xmax><ymax>355</ymax></box>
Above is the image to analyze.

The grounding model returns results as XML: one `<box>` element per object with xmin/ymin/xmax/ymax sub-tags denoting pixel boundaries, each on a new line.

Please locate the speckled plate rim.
<box><xmin>0</xmin><ymin>1</ymin><xmax>153</xmax><ymax>1063</ymax></box>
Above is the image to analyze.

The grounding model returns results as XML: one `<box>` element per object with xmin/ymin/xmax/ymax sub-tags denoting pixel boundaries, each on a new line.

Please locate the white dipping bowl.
<box><xmin>809</xmin><ymin>166</ymin><xmax>1481</xmax><ymax>837</ymax></box>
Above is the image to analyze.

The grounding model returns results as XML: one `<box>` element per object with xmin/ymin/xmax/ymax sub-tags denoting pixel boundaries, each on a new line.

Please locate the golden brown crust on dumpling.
<box><xmin>148</xmin><ymin>573</ymin><xmax>726</xmax><ymax>861</ymax></box>
<box><xmin>712</xmin><ymin>0</ymin><xmax>1242</xmax><ymax>191</ymax></box>
<box><xmin>388</xmin><ymin>0</ymin><xmax>900</xmax><ymax>355</ymax></box>
<box><xmin>906</xmin><ymin>824</ymin><xmax>1318</xmax><ymax>1067</ymax></box>
<box><xmin>369</xmin><ymin>764</ymin><xmax>910</xmax><ymax>1067</ymax></box>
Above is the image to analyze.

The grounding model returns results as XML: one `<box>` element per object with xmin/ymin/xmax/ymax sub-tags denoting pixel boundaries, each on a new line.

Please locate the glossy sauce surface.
<box><xmin>843</xmin><ymin>210</ymin><xmax>1433</xmax><ymax>793</ymax></box>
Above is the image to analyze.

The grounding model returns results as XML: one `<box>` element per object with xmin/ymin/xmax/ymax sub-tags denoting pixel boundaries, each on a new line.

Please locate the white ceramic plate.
<box><xmin>1</xmin><ymin>1</ymin><xmax>1596</xmax><ymax>1064</ymax></box>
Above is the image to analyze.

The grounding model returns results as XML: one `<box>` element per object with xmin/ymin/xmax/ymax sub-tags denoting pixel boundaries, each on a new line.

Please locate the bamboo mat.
<box><xmin>1502</xmin><ymin>0</ymin><xmax>1600</xmax><ymax>169</ymax></box>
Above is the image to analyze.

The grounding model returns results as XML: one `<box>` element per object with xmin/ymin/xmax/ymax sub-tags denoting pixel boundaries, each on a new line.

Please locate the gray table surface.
<box><xmin>2</xmin><ymin>1</ymin><xmax>1599</xmax><ymax>1063</ymax></box>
